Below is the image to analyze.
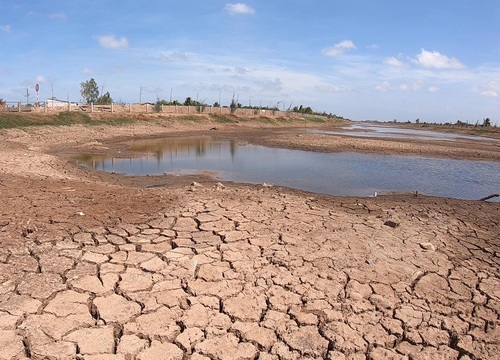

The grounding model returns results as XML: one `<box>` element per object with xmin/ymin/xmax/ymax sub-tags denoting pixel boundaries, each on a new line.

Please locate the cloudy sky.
<box><xmin>1</xmin><ymin>1</ymin><xmax>499</xmax><ymax>124</ymax></box>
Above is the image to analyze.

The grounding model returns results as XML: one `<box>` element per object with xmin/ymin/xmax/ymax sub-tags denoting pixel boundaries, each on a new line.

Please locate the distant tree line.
<box><xmin>78</xmin><ymin>78</ymin><xmax>343</xmax><ymax>118</ymax></box>
<box><xmin>385</xmin><ymin>117</ymin><xmax>495</xmax><ymax>128</ymax></box>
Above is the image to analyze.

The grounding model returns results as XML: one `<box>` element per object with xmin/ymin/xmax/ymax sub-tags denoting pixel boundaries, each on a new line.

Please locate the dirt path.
<box><xmin>0</xmin><ymin>118</ymin><xmax>498</xmax><ymax>359</ymax></box>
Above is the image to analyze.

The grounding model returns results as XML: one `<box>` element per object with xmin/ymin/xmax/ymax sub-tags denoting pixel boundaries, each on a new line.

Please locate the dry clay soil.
<box><xmin>0</xmin><ymin>117</ymin><xmax>499</xmax><ymax>360</ymax></box>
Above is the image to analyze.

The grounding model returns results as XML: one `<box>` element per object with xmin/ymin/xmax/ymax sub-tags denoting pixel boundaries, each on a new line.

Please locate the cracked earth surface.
<box><xmin>0</xmin><ymin>120</ymin><xmax>499</xmax><ymax>359</ymax></box>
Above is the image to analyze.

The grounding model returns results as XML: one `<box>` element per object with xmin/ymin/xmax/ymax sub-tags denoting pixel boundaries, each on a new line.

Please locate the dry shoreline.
<box><xmin>0</xmin><ymin>116</ymin><xmax>499</xmax><ymax>359</ymax></box>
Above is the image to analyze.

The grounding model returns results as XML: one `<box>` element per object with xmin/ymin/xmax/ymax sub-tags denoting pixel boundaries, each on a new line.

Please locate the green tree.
<box><xmin>229</xmin><ymin>99</ymin><xmax>237</xmax><ymax>113</ymax></box>
<box><xmin>0</xmin><ymin>98</ymin><xmax>5</xmax><ymax>106</ymax></box>
<box><xmin>184</xmin><ymin>97</ymin><xmax>193</xmax><ymax>106</ymax></box>
<box><xmin>482</xmin><ymin>117</ymin><xmax>491</xmax><ymax>127</ymax></box>
<box><xmin>80</xmin><ymin>78</ymin><xmax>100</xmax><ymax>104</ymax></box>
<box><xmin>98</xmin><ymin>91</ymin><xmax>112</xmax><ymax>105</ymax></box>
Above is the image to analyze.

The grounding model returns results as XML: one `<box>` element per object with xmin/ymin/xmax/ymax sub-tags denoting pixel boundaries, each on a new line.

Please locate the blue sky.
<box><xmin>1</xmin><ymin>1</ymin><xmax>499</xmax><ymax>124</ymax></box>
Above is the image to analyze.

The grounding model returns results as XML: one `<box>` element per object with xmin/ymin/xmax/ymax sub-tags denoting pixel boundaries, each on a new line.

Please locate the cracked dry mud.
<box><xmin>0</xmin><ymin>120</ymin><xmax>499</xmax><ymax>359</ymax></box>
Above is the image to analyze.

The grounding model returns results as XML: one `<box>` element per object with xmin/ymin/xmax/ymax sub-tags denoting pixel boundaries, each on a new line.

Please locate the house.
<box><xmin>46</xmin><ymin>98</ymin><xmax>78</xmax><ymax>107</ymax></box>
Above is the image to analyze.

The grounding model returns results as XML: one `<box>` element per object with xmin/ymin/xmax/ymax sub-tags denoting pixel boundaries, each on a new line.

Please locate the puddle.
<box><xmin>310</xmin><ymin>123</ymin><xmax>500</xmax><ymax>142</ymax></box>
<box><xmin>75</xmin><ymin>136</ymin><xmax>500</xmax><ymax>201</ymax></box>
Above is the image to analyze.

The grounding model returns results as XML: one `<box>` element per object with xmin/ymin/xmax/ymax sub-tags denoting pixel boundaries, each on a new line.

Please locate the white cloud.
<box><xmin>81</xmin><ymin>68</ymin><xmax>94</xmax><ymax>75</ymax></box>
<box><xmin>0</xmin><ymin>24</ymin><xmax>11</xmax><ymax>33</ymax></box>
<box><xmin>225</xmin><ymin>3</ymin><xmax>256</xmax><ymax>15</ymax></box>
<box><xmin>35</xmin><ymin>75</ymin><xmax>46</xmax><ymax>83</ymax></box>
<box><xmin>315</xmin><ymin>85</ymin><xmax>348</xmax><ymax>93</ymax></box>
<box><xmin>414</xmin><ymin>49</ymin><xmax>464</xmax><ymax>69</ymax></box>
<box><xmin>152</xmin><ymin>51</ymin><xmax>189</xmax><ymax>63</ymax></box>
<box><xmin>97</xmin><ymin>35</ymin><xmax>129</xmax><ymax>49</ymax></box>
<box><xmin>255</xmin><ymin>77</ymin><xmax>283</xmax><ymax>92</ymax></box>
<box><xmin>322</xmin><ymin>40</ymin><xmax>356</xmax><ymax>57</ymax></box>
<box><xmin>428</xmin><ymin>86</ymin><xmax>440</xmax><ymax>93</ymax></box>
<box><xmin>375</xmin><ymin>81</ymin><xmax>393</xmax><ymax>92</ymax></box>
<box><xmin>235</xmin><ymin>67</ymin><xmax>249</xmax><ymax>75</ymax></box>
<box><xmin>412</xmin><ymin>80</ymin><xmax>424</xmax><ymax>91</ymax></box>
<box><xmin>376</xmin><ymin>80</ymin><xmax>426</xmax><ymax>93</ymax></box>
<box><xmin>480</xmin><ymin>80</ymin><xmax>499</xmax><ymax>97</ymax></box>
<box><xmin>480</xmin><ymin>90</ymin><xmax>497</xmax><ymax>97</ymax></box>
<box><xmin>384</xmin><ymin>57</ymin><xmax>406</xmax><ymax>68</ymax></box>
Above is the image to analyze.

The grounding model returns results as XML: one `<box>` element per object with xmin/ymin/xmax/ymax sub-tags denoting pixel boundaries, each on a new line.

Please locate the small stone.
<box><xmin>419</xmin><ymin>242</ymin><xmax>436</xmax><ymax>251</ymax></box>
<box><xmin>215</xmin><ymin>182</ymin><xmax>225</xmax><ymax>190</ymax></box>
<box><xmin>384</xmin><ymin>220</ymin><xmax>399</xmax><ymax>228</ymax></box>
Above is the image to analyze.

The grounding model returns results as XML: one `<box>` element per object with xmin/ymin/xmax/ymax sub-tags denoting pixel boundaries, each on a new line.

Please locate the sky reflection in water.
<box><xmin>308</xmin><ymin>123</ymin><xmax>500</xmax><ymax>142</ymax></box>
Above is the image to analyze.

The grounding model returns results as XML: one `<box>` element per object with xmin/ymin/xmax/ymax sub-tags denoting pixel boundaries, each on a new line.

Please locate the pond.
<box><xmin>75</xmin><ymin>136</ymin><xmax>500</xmax><ymax>201</ymax></box>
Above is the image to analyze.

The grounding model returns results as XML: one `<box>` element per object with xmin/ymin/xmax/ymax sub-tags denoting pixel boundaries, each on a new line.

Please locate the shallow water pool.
<box><xmin>309</xmin><ymin>123</ymin><xmax>500</xmax><ymax>142</ymax></box>
<box><xmin>76</xmin><ymin>136</ymin><xmax>500</xmax><ymax>200</ymax></box>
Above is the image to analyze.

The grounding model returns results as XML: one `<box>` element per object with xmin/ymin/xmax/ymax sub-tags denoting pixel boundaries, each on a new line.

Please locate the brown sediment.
<box><xmin>0</xmin><ymin>116</ymin><xmax>498</xmax><ymax>359</ymax></box>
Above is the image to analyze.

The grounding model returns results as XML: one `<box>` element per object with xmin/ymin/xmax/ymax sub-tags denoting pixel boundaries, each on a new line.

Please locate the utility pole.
<box><xmin>170</xmin><ymin>88</ymin><xmax>173</xmax><ymax>103</ymax></box>
<box><xmin>25</xmin><ymin>87</ymin><xmax>30</xmax><ymax>104</ymax></box>
<box><xmin>139</xmin><ymin>86</ymin><xmax>143</xmax><ymax>103</ymax></box>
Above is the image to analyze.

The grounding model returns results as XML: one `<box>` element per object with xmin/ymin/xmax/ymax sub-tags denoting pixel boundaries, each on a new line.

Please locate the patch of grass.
<box><xmin>305</xmin><ymin>116</ymin><xmax>327</xmax><ymax>123</ymax></box>
<box><xmin>0</xmin><ymin>112</ymin><xmax>135</xmax><ymax>129</ymax></box>
<box><xmin>176</xmin><ymin>115</ymin><xmax>206</xmax><ymax>122</ymax></box>
<box><xmin>96</xmin><ymin>116</ymin><xmax>135</xmax><ymax>126</ymax></box>
<box><xmin>0</xmin><ymin>114</ymin><xmax>32</xmax><ymax>129</ymax></box>
<box><xmin>470</xmin><ymin>128</ymin><xmax>491</xmax><ymax>134</ymax></box>
<box><xmin>209</xmin><ymin>114</ymin><xmax>238</xmax><ymax>123</ymax></box>
<box><xmin>54</xmin><ymin>112</ymin><xmax>94</xmax><ymax>125</ymax></box>
<box><xmin>275</xmin><ymin>117</ymin><xmax>290</xmax><ymax>123</ymax></box>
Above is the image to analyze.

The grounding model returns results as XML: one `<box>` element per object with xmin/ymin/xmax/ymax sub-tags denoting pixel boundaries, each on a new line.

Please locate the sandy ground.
<box><xmin>0</xmin><ymin>117</ymin><xmax>499</xmax><ymax>359</ymax></box>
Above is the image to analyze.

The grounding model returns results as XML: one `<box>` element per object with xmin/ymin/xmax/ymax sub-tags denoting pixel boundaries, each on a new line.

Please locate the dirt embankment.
<box><xmin>0</xmin><ymin>115</ymin><xmax>498</xmax><ymax>359</ymax></box>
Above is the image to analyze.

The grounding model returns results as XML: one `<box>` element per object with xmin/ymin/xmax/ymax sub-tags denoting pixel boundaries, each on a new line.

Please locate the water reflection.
<box><xmin>75</xmin><ymin>137</ymin><xmax>500</xmax><ymax>201</ymax></box>
<box><xmin>127</xmin><ymin>137</ymin><xmax>238</xmax><ymax>160</ymax></box>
